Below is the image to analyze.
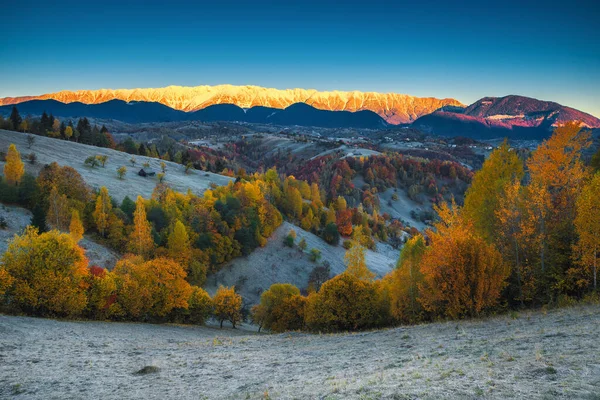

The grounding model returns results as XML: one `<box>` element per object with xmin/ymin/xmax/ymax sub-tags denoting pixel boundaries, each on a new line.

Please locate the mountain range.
<box><xmin>1</xmin><ymin>87</ymin><xmax>599</xmax><ymax>138</ymax></box>
<box><xmin>0</xmin><ymin>99</ymin><xmax>388</xmax><ymax>129</ymax></box>
<box><xmin>0</xmin><ymin>84</ymin><xmax>462</xmax><ymax>125</ymax></box>
<box><xmin>412</xmin><ymin>95</ymin><xmax>600</xmax><ymax>139</ymax></box>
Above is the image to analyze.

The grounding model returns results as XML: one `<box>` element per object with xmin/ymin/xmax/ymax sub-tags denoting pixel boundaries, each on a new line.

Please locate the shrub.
<box><xmin>309</xmin><ymin>248</ymin><xmax>321</xmax><ymax>263</ymax></box>
<box><xmin>283</xmin><ymin>234</ymin><xmax>295</xmax><ymax>248</ymax></box>
<box><xmin>305</xmin><ymin>273</ymin><xmax>386</xmax><ymax>332</ymax></box>
<box><xmin>322</xmin><ymin>222</ymin><xmax>340</xmax><ymax>245</ymax></box>
<box><xmin>342</xmin><ymin>240</ymin><xmax>353</xmax><ymax>249</ymax></box>
<box><xmin>84</xmin><ymin>156</ymin><xmax>99</xmax><ymax>168</ymax></box>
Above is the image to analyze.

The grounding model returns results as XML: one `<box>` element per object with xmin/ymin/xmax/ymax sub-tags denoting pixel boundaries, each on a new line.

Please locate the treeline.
<box><xmin>1</xmin><ymin>106</ymin><xmax>115</xmax><ymax>148</ymax></box>
<box><xmin>251</xmin><ymin>122</ymin><xmax>600</xmax><ymax>332</ymax></box>
<box><xmin>293</xmin><ymin>152</ymin><xmax>472</xmax><ymax>209</ymax></box>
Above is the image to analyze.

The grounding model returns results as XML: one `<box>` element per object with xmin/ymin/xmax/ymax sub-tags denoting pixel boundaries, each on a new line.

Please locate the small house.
<box><xmin>138</xmin><ymin>168</ymin><xmax>156</xmax><ymax>177</ymax></box>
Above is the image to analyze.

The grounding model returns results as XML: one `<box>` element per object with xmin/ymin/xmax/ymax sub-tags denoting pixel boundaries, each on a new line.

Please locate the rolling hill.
<box><xmin>0</xmin><ymin>84</ymin><xmax>463</xmax><ymax>124</ymax></box>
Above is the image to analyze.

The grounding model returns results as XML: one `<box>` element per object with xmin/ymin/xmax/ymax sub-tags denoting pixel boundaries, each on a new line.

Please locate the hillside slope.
<box><xmin>0</xmin><ymin>84</ymin><xmax>464</xmax><ymax>124</ymax></box>
<box><xmin>1</xmin><ymin>304</ymin><xmax>598</xmax><ymax>399</ymax></box>
<box><xmin>205</xmin><ymin>221</ymin><xmax>399</xmax><ymax>305</ymax></box>
<box><xmin>0</xmin><ymin>130</ymin><xmax>233</xmax><ymax>202</ymax></box>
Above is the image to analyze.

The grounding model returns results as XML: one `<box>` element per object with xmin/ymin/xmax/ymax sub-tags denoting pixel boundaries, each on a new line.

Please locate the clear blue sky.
<box><xmin>1</xmin><ymin>0</ymin><xmax>598</xmax><ymax>116</ymax></box>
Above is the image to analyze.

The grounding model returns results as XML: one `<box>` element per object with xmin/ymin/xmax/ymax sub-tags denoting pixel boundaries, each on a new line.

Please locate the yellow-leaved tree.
<box><xmin>69</xmin><ymin>209</ymin><xmax>84</xmax><ymax>243</ymax></box>
<box><xmin>46</xmin><ymin>185</ymin><xmax>70</xmax><ymax>231</ymax></box>
<box><xmin>128</xmin><ymin>196</ymin><xmax>154</xmax><ymax>257</ymax></box>
<box><xmin>573</xmin><ymin>173</ymin><xmax>600</xmax><ymax>291</ymax></box>
<box><xmin>344</xmin><ymin>226</ymin><xmax>375</xmax><ymax>281</ymax></box>
<box><xmin>93</xmin><ymin>186</ymin><xmax>112</xmax><ymax>237</ymax></box>
<box><xmin>0</xmin><ymin>227</ymin><xmax>89</xmax><ymax>317</ymax></box>
<box><xmin>463</xmin><ymin>140</ymin><xmax>524</xmax><ymax>242</ymax></box>
<box><xmin>213</xmin><ymin>285</ymin><xmax>242</xmax><ymax>328</ymax></box>
<box><xmin>3</xmin><ymin>143</ymin><xmax>25</xmax><ymax>185</ymax></box>
<box><xmin>167</xmin><ymin>220</ymin><xmax>191</xmax><ymax>267</ymax></box>
<box><xmin>389</xmin><ymin>235</ymin><xmax>426</xmax><ymax>323</ymax></box>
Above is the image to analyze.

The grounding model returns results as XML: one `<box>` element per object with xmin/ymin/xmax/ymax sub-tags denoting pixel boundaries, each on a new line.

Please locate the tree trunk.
<box><xmin>220</xmin><ymin>319</ymin><xmax>223</xmax><ymax>329</ymax></box>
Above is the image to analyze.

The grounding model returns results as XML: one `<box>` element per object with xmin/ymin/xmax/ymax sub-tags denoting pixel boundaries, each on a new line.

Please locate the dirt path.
<box><xmin>1</xmin><ymin>305</ymin><xmax>598</xmax><ymax>399</ymax></box>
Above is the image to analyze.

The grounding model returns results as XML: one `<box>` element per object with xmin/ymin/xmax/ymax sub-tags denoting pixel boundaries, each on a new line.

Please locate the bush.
<box><xmin>322</xmin><ymin>222</ymin><xmax>340</xmax><ymax>245</ymax></box>
<box><xmin>85</xmin><ymin>156</ymin><xmax>99</xmax><ymax>168</ymax></box>
<box><xmin>0</xmin><ymin>216</ymin><xmax>7</xmax><ymax>229</ymax></box>
<box><xmin>283</xmin><ymin>234</ymin><xmax>295</xmax><ymax>248</ymax></box>
<box><xmin>309</xmin><ymin>248</ymin><xmax>322</xmax><ymax>263</ymax></box>
<box><xmin>305</xmin><ymin>273</ymin><xmax>386</xmax><ymax>332</ymax></box>
<box><xmin>342</xmin><ymin>240</ymin><xmax>353</xmax><ymax>249</ymax></box>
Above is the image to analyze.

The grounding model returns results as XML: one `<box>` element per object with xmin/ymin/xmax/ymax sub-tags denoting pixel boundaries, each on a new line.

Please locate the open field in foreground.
<box><xmin>1</xmin><ymin>305</ymin><xmax>599</xmax><ymax>399</ymax></box>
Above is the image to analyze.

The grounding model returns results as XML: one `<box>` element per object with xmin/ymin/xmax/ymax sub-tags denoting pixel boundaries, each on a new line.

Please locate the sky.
<box><xmin>0</xmin><ymin>0</ymin><xmax>599</xmax><ymax>116</ymax></box>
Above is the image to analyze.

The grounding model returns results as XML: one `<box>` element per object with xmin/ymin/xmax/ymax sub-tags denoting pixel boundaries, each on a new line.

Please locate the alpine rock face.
<box><xmin>0</xmin><ymin>84</ymin><xmax>463</xmax><ymax>124</ymax></box>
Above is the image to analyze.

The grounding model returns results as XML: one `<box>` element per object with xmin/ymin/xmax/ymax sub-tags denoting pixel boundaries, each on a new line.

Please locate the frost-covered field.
<box><xmin>0</xmin><ymin>129</ymin><xmax>233</xmax><ymax>202</ymax></box>
<box><xmin>1</xmin><ymin>305</ymin><xmax>599</xmax><ymax>399</ymax></box>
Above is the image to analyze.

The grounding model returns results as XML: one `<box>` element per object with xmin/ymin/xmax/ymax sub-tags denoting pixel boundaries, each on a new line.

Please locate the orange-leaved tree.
<box><xmin>213</xmin><ymin>285</ymin><xmax>242</xmax><ymax>328</ymax></box>
<box><xmin>419</xmin><ymin>202</ymin><xmax>509</xmax><ymax>319</ymax></box>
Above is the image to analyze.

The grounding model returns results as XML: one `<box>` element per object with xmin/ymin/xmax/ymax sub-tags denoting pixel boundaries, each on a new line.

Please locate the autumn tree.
<box><xmin>46</xmin><ymin>185</ymin><xmax>70</xmax><ymax>231</ymax></box>
<box><xmin>127</xmin><ymin>196</ymin><xmax>154</xmax><ymax>257</ymax></box>
<box><xmin>3</xmin><ymin>144</ymin><xmax>25</xmax><ymax>185</ymax></box>
<box><xmin>177</xmin><ymin>287</ymin><xmax>213</xmax><ymax>324</ymax></box>
<box><xmin>463</xmin><ymin>140</ymin><xmax>524</xmax><ymax>242</ymax></box>
<box><xmin>213</xmin><ymin>285</ymin><xmax>242</xmax><ymax>328</ymax></box>
<box><xmin>167</xmin><ymin>220</ymin><xmax>192</xmax><ymax>267</ymax></box>
<box><xmin>344</xmin><ymin>226</ymin><xmax>374</xmax><ymax>281</ymax></box>
<box><xmin>251</xmin><ymin>283</ymin><xmax>302</xmax><ymax>333</ymax></box>
<box><xmin>86</xmin><ymin>266</ymin><xmax>118</xmax><ymax>319</ymax></box>
<box><xmin>117</xmin><ymin>166</ymin><xmax>127</xmax><ymax>179</ymax></box>
<box><xmin>573</xmin><ymin>173</ymin><xmax>600</xmax><ymax>291</ymax></box>
<box><xmin>305</xmin><ymin>273</ymin><xmax>385</xmax><ymax>332</ymax></box>
<box><xmin>113</xmin><ymin>256</ymin><xmax>192</xmax><ymax>320</ymax></box>
<box><xmin>389</xmin><ymin>235</ymin><xmax>426</xmax><ymax>323</ymax></box>
<box><xmin>418</xmin><ymin>203</ymin><xmax>509</xmax><ymax>319</ymax></box>
<box><xmin>525</xmin><ymin>122</ymin><xmax>590</xmax><ymax>297</ymax></box>
<box><xmin>69</xmin><ymin>209</ymin><xmax>84</xmax><ymax>243</ymax></box>
<box><xmin>93</xmin><ymin>186</ymin><xmax>112</xmax><ymax>237</ymax></box>
<box><xmin>0</xmin><ymin>227</ymin><xmax>89</xmax><ymax>317</ymax></box>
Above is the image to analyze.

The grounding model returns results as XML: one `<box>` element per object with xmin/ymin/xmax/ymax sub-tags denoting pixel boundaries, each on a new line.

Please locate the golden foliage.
<box><xmin>113</xmin><ymin>256</ymin><xmax>192</xmax><ymax>319</ymax></box>
<box><xmin>127</xmin><ymin>196</ymin><xmax>154</xmax><ymax>257</ymax></box>
<box><xmin>3</xmin><ymin>144</ymin><xmax>25</xmax><ymax>185</ymax></box>
<box><xmin>305</xmin><ymin>273</ymin><xmax>384</xmax><ymax>332</ymax></box>
<box><xmin>93</xmin><ymin>186</ymin><xmax>112</xmax><ymax>237</ymax></box>
<box><xmin>69</xmin><ymin>209</ymin><xmax>84</xmax><ymax>243</ymax></box>
<box><xmin>1</xmin><ymin>227</ymin><xmax>89</xmax><ymax>317</ymax></box>
<box><xmin>573</xmin><ymin>173</ymin><xmax>600</xmax><ymax>290</ymax></box>
<box><xmin>213</xmin><ymin>285</ymin><xmax>242</xmax><ymax>328</ymax></box>
<box><xmin>419</xmin><ymin>207</ymin><xmax>509</xmax><ymax>319</ymax></box>
<box><xmin>389</xmin><ymin>235</ymin><xmax>426</xmax><ymax>323</ymax></box>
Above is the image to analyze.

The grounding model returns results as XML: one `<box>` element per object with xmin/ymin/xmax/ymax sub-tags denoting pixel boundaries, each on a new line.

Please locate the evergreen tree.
<box><xmin>30</xmin><ymin>203</ymin><xmax>48</xmax><ymax>232</ymax></box>
<box><xmin>9</xmin><ymin>106</ymin><xmax>22</xmax><ymax>131</ymax></box>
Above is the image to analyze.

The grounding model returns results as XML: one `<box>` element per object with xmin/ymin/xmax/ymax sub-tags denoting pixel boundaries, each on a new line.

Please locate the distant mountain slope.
<box><xmin>412</xmin><ymin>95</ymin><xmax>600</xmax><ymax>139</ymax></box>
<box><xmin>0</xmin><ymin>99</ymin><xmax>387</xmax><ymax>128</ymax></box>
<box><xmin>0</xmin><ymin>84</ymin><xmax>463</xmax><ymax>124</ymax></box>
<box><xmin>464</xmin><ymin>95</ymin><xmax>600</xmax><ymax>128</ymax></box>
